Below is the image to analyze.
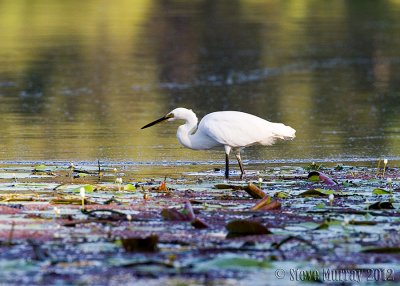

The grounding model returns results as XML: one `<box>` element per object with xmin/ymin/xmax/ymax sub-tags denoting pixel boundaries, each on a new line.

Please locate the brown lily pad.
<box><xmin>226</xmin><ymin>219</ymin><xmax>271</xmax><ymax>238</ymax></box>
<box><xmin>251</xmin><ymin>196</ymin><xmax>281</xmax><ymax>211</ymax></box>
<box><xmin>244</xmin><ymin>183</ymin><xmax>265</xmax><ymax>199</ymax></box>
<box><xmin>367</xmin><ymin>201</ymin><xmax>395</xmax><ymax>210</ymax></box>
<box><xmin>121</xmin><ymin>235</ymin><xmax>159</xmax><ymax>252</ymax></box>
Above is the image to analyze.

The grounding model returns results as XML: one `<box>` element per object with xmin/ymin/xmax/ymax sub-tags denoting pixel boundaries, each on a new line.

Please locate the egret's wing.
<box><xmin>199</xmin><ymin>111</ymin><xmax>288</xmax><ymax>148</ymax></box>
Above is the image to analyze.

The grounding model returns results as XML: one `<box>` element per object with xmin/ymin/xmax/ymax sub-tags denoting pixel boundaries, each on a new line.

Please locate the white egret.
<box><xmin>141</xmin><ymin>108</ymin><xmax>296</xmax><ymax>179</ymax></box>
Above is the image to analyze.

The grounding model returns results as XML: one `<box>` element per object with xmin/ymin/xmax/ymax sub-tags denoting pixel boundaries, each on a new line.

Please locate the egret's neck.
<box><xmin>176</xmin><ymin>113</ymin><xmax>199</xmax><ymax>149</ymax></box>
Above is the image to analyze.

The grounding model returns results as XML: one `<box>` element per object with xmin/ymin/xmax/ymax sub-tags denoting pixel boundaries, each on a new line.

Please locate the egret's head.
<box><xmin>141</xmin><ymin>108</ymin><xmax>195</xmax><ymax>129</ymax></box>
<box><xmin>167</xmin><ymin>108</ymin><xmax>195</xmax><ymax>121</ymax></box>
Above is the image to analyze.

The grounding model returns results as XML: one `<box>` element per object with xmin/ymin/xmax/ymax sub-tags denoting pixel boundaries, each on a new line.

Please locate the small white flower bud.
<box><xmin>80</xmin><ymin>187</ymin><xmax>85</xmax><ymax>198</ymax></box>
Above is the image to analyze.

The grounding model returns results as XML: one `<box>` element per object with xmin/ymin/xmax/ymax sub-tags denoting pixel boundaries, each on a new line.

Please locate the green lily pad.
<box><xmin>308</xmin><ymin>174</ymin><xmax>320</xmax><ymax>182</ymax></box>
<box><xmin>74</xmin><ymin>172</ymin><xmax>88</xmax><ymax>178</ymax></box>
<box><xmin>71</xmin><ymin>184</ymin><xmax>96</xmax><ymax>193</ymax></box>
<box><xmin>372</xmin><ymin>188</ymin><xmax>391</xmax><ymax>195</ymax></box>
<box><xmin>298</xmin><ymin>189</ymin><xmax>334</xmax><ymax>197</ymax></box>
<box><xmin>124</xmin><ymin>184</ymin><xmax>136</xmax><ymax>191</ymax></box>
<box><xmin>274</xmin><ymin>191</ymin><xmax>290</xmax><ymax>199</ymax></box>
<box><xmin>33</xmin><ymin>164</ymin><xmax>55</xmax><ymax>172</ymax></box>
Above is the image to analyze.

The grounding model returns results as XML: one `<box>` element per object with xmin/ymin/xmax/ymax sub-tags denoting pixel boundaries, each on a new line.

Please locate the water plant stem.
<box><xmin>8</xmin><ymin>221</ymin><xmax>15</xmax><ymax>245</ymax></box>
<box><xmin>376</xmin><ymin>159</ymin><xmax>381</xmax><ymax>177</ymax></box>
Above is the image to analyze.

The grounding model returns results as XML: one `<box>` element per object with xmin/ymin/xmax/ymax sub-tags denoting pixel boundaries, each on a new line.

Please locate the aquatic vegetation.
<box><xmin>0</xmin><ymin>162</ymin><xmax>399</xmax><ymax>285</ymax></box>
<box><xmin>80</xmin><ymin>187</ymin><xmax>86</xmax><ymax>210</ymax></box>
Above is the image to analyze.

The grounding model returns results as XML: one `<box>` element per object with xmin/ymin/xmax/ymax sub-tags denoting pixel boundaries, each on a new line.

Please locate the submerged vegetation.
<box><xmin>0</xmin><ymin>161</ymin><xmax>399</xmax><ymax>285</ymax></box>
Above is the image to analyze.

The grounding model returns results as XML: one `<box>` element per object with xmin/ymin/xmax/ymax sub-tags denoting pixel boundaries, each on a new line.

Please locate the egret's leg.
<box><xmin>224</xmin><ymin>146</ymin><xmax>232</xmax><ymax>180</ymax></box>
<box><xmin>225</xmin><ymin>153</ymin><xmax>229</xmax><ymax>179</ymax></box>
<box><xmin>235</xmin><ymin>152</ymin><xmax>245</xmax><ymax>179</ymax></box>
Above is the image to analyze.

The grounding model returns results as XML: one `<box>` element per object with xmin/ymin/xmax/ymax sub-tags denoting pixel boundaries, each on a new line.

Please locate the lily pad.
<box><xmin>124</xmin><ymin>183</ymin><xmax>136</xmax><ymax>191</ymax></box>
<box><xmin>298</xmin><ymin>189</ymin><xmax>334</xmax><ymax>197</ymax></box>
<box><xmin>308</xmin><ymin>171</ymin><xmax>337</xmax><ymax>186</ymax></box>
<box><xmin>33</xmin><ymin>164</ymin><xmax>55</xmax><ymax>172</ymax></box>
<box><xmin>250</xmin><ymin>196</ymin><xmax>281</xmax><ymax>211</ymax></box>
<box><xmin>244</xmin><ymin>183</ymin><xmax>265</xmax><ymax>199</ymax></box>
<box><xmin>372</xmin><ymin>188</ymin><xmax>391</xmax><ymax>195</ymax></box>
<box><xmin>361</xmin><ymin>247</ymin><xmax>400</xmax><ymax>254</ymax></box>
<box><xmin>121</xmin><ymin>235</ymin><xmax>158</xmax><ymax>252</ymax></box>
<box><xmin>195</xmin><ymin>255</ymin><xmax>271</xmax><ymax>270</ymax></box>
<box><xmin>71</xmin><ymin>184</ymin><xmax>96</xmax><ymax>194</ymax></box>
<box><xmin>367</xmin><ymin>201</ymin><xmax>395</xmax><ymax>210</ymax></box>
<box><xmin>226</xmin><ymin>219</ymin><xmax>271</xmax><ymax>238</ymax></box>
<box><xmin>274</xmin><ymin>191</ymin><xmax>290</xmax><ymax>199</ymax></box>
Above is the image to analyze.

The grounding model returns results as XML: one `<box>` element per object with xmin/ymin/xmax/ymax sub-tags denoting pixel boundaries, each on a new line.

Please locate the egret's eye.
<box><xmin>167</xmin><ymin>113</ymin><xmax>174</xmax><ymax>119</ymax></box>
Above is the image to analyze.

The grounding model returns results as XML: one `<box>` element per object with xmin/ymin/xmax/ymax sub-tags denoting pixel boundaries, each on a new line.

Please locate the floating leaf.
<box><xmin>226</xmin><ymin>220</ymin><xmax>271</xmax><ymax>238</ymax></box>
<box><xmin>214</xmin><ymin>183</ymin><xmax>266</xmax><ymax>198</ymax></box>
<box><xmin>103</xmin><ymin>196</ymin><xmax>123</xmax><ymax>205</ymax></box>
<box><xmin>349</xmin><ymin>221</ymin><xmax>377</xmax><ymax>226</ymax></box>
<box><xmin>0</xmin><ymin>194</ymin><xmax>35</xmax><ymax>202</ymax></box>
<box><xmin>74</xmin><ymin>172</ymin><xmax>88</xmax><ymax>178</ymax></box>
<box><xmin>308</xmin><ymin>173</ymin><xmax>320</xmax><ymax>182</ymax></box>
<box><xmin>33</xmin><ymin>164</ymin><xmax>49</xmax><ymax>172</ymax></box>
<box><xmin>258</xmin><ymin>200</ymin><xmax>281</xmax><ymax>211</ymax></box>
<box><xmin>361</xmin><ymin>246</ymin><xmax>400</xmax><ymax>254</ymax></box>
<box><xmin>251</xmin><ymin>195</ymin><xmax>271</xmax><ymax>210</ymax></box>
<box><xmin>308</xmin><ymin>171</ymin><xmax>337</xmax><ymax>186</ymax></box>
<box><xmin>314</xmin><ymin>203</ymin><xmax>325</xmax><ymax>209</ymax></box>
<box><xmin>315</xmin><ymin>221</ymin><xmax>330</xmax><ymax>230</ymax></box>
<box><xmin>121</xmin><ymin>235</ymin><xmax>158</xmax><ymax>252</ymax></box>
<box><xmin>214</xmin><ymin>184</ymin><xmax>243</xmax><ymax>190</ymax></box>
<box><xmin>195</xmin><ymin>255</ymin><xmax>271</xmax><ymax>270</ymax></box>
<box><xmin>50</xmin><ymin>196</ymin><xmax>93</xmax><ymax>205</ymax></box>
<box><xmin>367</xmin><ymin>201</ymin><xmax>395</xmax><ymax>210</ymax></box>
<box><xmin>161</xmin><ymin>201</ymin><xmax>202</xmax><ymax>227</ymax></box>
<box><xmin>72</xmin><ymin>185</ymin><xmax>95</xmax><ymax>193</ymax></box>
<box><xmin>81</xmin><ymin>209</ymin><xmax>128</xmax><ymax>221</ymax></box>
<box><xmin>32</xmin><ymin>164</ymin><xmax>56</xmax><ymax>175</ymax></box>
<box><xmin>191</xmin><ymin>217</ymin><xmax>209</xmax><ymax>229</ymax></box>
<box><xmin>251</xmin><ymin>196</ymin><xmax>281</xmax><ymax>211</ymax></box>
<box><xmin>161</xmin><ymin>208</ymin><xmax>190</xmax><ymax>221</ymax></box>
<box><xmin>274</xmin><ymin>191</ymin><xmax>290</xmax><ymax>199</ymax></box>
<box><xmin>244</xmin><ymin>183</ymin><xmax>265</xmax><ymax>199</ymax></box>
<box><xmin>124</xmin><ymin>184</ymin><xmax>136</xmax><ymax>191</ymax></box>
<box><xmin>372</xmin><ymin>188</ymin><xmax>391</xmax><ymax>195</ymax></box>
<box><xmin>298</xmin><ymin>189</ymin><xmax>334</xmax><ymax>197</ymax></box>
<box><xmin>334</xmin><ymin>164</ymin><xmax>344</xmax><ymax>171</ymax></box>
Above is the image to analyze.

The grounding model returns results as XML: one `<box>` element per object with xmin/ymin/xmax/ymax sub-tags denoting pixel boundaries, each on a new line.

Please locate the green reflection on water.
<box><xmin>0</xmin><ymin>0</ymin><xmax>399</xmax><ymax>163</ymax></box>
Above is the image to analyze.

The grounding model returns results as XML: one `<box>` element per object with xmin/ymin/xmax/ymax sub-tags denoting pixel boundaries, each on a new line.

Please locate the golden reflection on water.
<box><xmin>0</xmin><ymin>0</ymin><xmax>399</xmax><ymax>163</ymax></box>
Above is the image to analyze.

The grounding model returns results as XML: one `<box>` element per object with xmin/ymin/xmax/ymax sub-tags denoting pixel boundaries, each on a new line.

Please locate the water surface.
<box><xmin>0</xmin><ymin>1</ymin><xmax>399</xmax><ymax>166</ymax></box>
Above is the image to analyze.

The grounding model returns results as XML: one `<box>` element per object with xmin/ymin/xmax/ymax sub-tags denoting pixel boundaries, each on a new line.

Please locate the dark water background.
<box><xmin>0</xmin><ymin>0</ymin><xmax>399</xmax><ymax>165</ymax></box>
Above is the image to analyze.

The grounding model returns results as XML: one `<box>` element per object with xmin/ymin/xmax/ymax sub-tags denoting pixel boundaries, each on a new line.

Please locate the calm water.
<box><xmin>0</xmin><ymin>0</ymin><xmax>399</xmax><ymax>165</ymax></box>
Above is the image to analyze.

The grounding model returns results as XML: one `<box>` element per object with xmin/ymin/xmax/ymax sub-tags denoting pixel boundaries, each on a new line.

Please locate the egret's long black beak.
<box><xmin>141</xmin><ymin>114</ymin><xmax>173</xmax><ymax>129</ymax></box>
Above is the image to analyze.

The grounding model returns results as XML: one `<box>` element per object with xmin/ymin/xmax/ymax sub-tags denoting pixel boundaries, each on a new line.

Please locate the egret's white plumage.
<box><xmin>141</xmin><ymin>107</ymin><xmax>295</xmax><ymax>179</ymax></box>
